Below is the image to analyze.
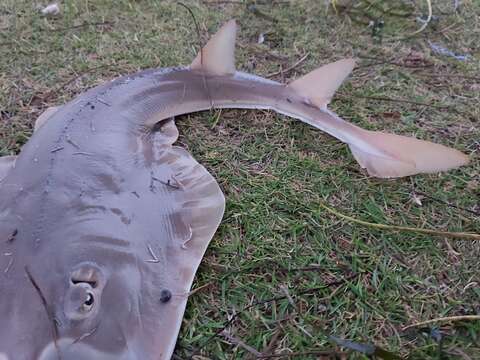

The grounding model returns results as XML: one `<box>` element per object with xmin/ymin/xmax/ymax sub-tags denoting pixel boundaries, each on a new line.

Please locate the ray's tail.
<box><xmin>190</xmin><ymin>19</ymin><xmax>469</xmax><ymax>178</ymax></box>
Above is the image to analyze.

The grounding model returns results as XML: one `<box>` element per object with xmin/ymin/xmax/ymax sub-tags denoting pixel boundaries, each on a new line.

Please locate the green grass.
<box><xmin>1</xmin><ymin>0</ymin><xmax>479</xmax><ymax>358</ymax></box>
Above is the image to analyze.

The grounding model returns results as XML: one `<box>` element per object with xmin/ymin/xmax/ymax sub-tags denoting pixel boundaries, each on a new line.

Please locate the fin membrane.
<box><xmin>34</xmin><ymin>106</ymin><xmax>60</xmax><ymax>131</ymax></box>
<box><xmin>147</xmin><ymin>134</ymin><xmax>225</xmax><ymax>358</ymax></box>
<box><xmin>190</xmin><ymin>19</ymin><xmax>237</xmax><ymax>75</ymax></box>
<box><xmin>0</xmin><ymin>156</ymin><xmax>16</xmax><ymax>182</ymax></box>
<box><xmin>349</xmin><ymin>130</ymin><xmax>469</xmax><ymax>178</ymax></box>
<box><xmin>1</xmin><ymin>107</ymin><xmax>59</xmax><ymax>184</ymax></box>
<box><xmin>155</xmin><ymin>144</ymin><xmax>225</xmax><ymax>287</ymax></box>
<box><xmin>288</xmin><ymin>58</ymin><xmax>355</xmax><ymax>108</ymax></box>
<box><xmin>153</xmin><ymin>117</ymin><xmax>179</xmax><ymax>146</ymax></box>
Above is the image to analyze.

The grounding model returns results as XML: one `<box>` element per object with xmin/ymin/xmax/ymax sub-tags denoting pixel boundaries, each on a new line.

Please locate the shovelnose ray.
<box><xmin>0</xmin><ymin>20</ymin><xmax>468</xmax><ymax>360</ymax></box>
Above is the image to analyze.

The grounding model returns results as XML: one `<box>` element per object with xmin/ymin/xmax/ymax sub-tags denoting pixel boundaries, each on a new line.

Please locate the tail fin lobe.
<box><xmin>349</xmin><ymin>130</ymin><xmax>469</xmax><ymax>178</ymax></box>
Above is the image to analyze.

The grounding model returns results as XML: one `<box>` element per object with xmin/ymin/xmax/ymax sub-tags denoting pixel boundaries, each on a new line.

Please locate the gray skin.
<box><xmin>0</xmin><ymin>67</ymin><xmax>360</xmax><ymax>360</ymax></box>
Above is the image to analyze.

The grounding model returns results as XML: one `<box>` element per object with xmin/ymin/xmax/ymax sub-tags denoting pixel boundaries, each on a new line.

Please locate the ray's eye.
<box><xmin>159</xmin><ymin>289</ymin><xmax>172</xmax><ymax>304</ymax></box>
<box><xmin>65</xmin><ymin>284</ymin><xmax>98</xmax><ymax>320</ymax></box>
<box><xmin>81</xmin><ymin>291</ymin><xmax>95</xmax><ymax>312</ymax></box>
<box><xmin>65</xmin><ymin>263</ymin><xmax>105</xmax><ymax>320</ymax></box>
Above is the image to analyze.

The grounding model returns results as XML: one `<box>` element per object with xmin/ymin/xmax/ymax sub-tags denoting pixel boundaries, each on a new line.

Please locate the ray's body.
<box><xmin>0</xmin><ymin>20</ymin><xmax>468</xmax><ymax>360</ymax></box>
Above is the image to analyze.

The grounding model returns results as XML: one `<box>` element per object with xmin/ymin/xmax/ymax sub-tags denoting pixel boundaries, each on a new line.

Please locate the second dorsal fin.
<box><xmin>288</xmin><ymin>58</ymin><xmax>355</xmax><ymax>109</ymax></box>
<box><xmin>190</xmin><ymin>19</ymin><xmax>237</xmax><ymax>75</ymax></box>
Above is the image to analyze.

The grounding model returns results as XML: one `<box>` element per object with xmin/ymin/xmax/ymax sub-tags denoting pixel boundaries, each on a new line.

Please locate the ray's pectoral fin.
<box><xmin>0</xmin><ymin>106</ymin><xmax>63</xmax><ymax>183</ymax></box>
<box><xmin>1</xmin><ymin>106</ymin><xmax>62</xmax><ymax>182</ymax></box>
<box><xmin>0</xmin><ymin>156</ymin><xmax>16</xmax><ymax>182</ymax></box>
<box><xmin>34</xmin><ymin>106</ymin><xmax>60</xmax><ymax>131</ymax></box>
<box><xmin>159</xmin><ymin>143</ymin><xmax>225</xmax><ymax>285</ymax></box>
<box><xmin>150</xmin><ymin>119</ymin><xmax>225</xmax><ymax>263</ymax></box>
<box><xmin>152</xmin><ymin>117</ymin><xmax>179</xmax><ymax>146</ymax></box>
<box><xmin>144</xmin><ymin>132</ymin><xmax>225</xmax><ymax>356</ymax></box>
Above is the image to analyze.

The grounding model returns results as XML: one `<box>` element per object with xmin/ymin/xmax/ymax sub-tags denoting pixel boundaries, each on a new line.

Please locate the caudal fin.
<box><xmin>349</xmin><ymin>130</ymin><xmax>469</xmax><ymax>178</ymax></box>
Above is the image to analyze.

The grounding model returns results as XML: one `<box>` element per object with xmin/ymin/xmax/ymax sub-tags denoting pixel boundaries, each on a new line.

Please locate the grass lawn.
<box><xmin>1</xmin><ymin>0</ymin><xmax>479</xmax><ymax>358</ymax></box>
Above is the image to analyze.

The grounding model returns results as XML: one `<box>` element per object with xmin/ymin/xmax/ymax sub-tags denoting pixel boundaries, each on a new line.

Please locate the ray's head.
<box><xmin>0</xmin><ymin>126</ymin><xmax>194</xmax><ymax>360</ymax></box>
<box><xmin>0</xmin><ymin>205</ymin><xmax>185</xmax><ymax>360</ymax></box>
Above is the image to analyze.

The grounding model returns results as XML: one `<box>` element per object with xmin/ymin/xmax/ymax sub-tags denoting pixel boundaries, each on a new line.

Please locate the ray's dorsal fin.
<box><xmin>288</xmin><ymin>58</ymin><xmax>355</xmax><ymax>109</ymax></box>
<box><xmin>190</xmin><ymin>19</ymin><xmax>237</xmax><ymax>75</ymax></box>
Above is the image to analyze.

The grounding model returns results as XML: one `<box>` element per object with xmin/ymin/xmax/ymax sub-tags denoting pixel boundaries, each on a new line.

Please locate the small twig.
<box><xmin>51</xmin><ymin>21</ymin><xmax>112</xmax><ymax>32</ymax></box>
<box><xmin>25</xmin><ymin>266</ymin><xmax>49</xmax><ymax>315</ymax></box>
<box><xmin>177</xmin><ymin>2</ymin><xmax>213</xmax><ymax>109</ymax></box>
<box><xmin>4</xmin><ymin>257</ymin><xmax>14</xmax><ymax>273</ymax></box>
<box><xmin>188</xmin><ymin>282</ymin><xmax>213</xmax><ymax>297</ymax></box>
<box><xmin>41</xmin><ymin>64</ymin><xmax>111</xmax><ymax>101</ymax></box>
<box><xmin>72</xmin><ymin>325</ymin><xmax>99</xmax><ymax>344</ymax></box>
<box><xmin>189</xmin><ymin>273</ymin><xmax>357</xmax><ymax>357</ymax></box>
<box><xmin>409</xmin><ymin>0</ymin><xmax>432</xmax><ymax>37</ymax></box>
<box><xmin>385</xmin><ymin>0</ymin><xmax>433</xmax><ymax>41</ymax></box>
<box><xmin>403</xmin><ymin>315</ymin><xmax>480</xmax><ymax>330</ymax></box>
<box><xmin>267</xmin><ymin>53</ymin><xmax>309</xmax><ymax>78</ymax></box>
<box><xmin>50</xmin><ymin>146</ymin><xmax>64</xmax><ymax>153</ymax></box>
<box><xmin>7</xmin><ymin>228</ymin><xmax>17</xmax><ymax>243</ymax></box>
<box><xmin>97</xmin><ymin>98</ymin><xmax>111</xmax><ymax>107</ymax></box>
<box><xmin>248</xmin><ymin>4</ymin><xmax>278</xmax><ymax>22</ymax></box>
<box><xmin>177</xmin><ymin>3</ymin><xmax>202</xmax><ymax>64</ymax></box>
<box><xmin>131</xmin><ymin>191</ymin><xmax>140</xmax><ymax>198</ymax></box>
<box><xmin>25</xmin><ymin>266</ymin><xmax>61</xmax><ymax>357</ymax></box>
<box><xmin>66</xmin><ymin>135</ymin><xmax>80</xmax><ymax>149</ymax></box>
<box><xmin>344</xmin><ymin>93</ymin><xmax>451</xmax><ymax>110</ymax></box>
<box><xmin>202</xmin><ymin>0</ymin><xmax>243</xmax><ymax>3</ymax></box>
<box><xmin>355</xmin><ymin>61</ymin><xmax>431</xmax><ymax>69</ymax></box>
<box><xmin>279</xmin><ymin>284</ymin><xmax>296</xmax><ymax>309</ymax></box>
<box><xmin>414</xmin><ymin>190</ymin><xmax>480</xmax><ymax>217</ymax></box>
<box><xmin>319</xmin><ymin>202</ymin><xmax>480</xmax><ymax>241</ymax></box>
<box><xmin>181</xmin><ymin>225</ymin><xmax>193</xmax><ymax>250</ymax></box>
<box><xmin>415</xmin><ymin>73</ymin><xmax>480</xmax><ymax>81</ymax></box>
<box><xmin>72</xmin><ymin>152</ymin><xmax>94</xmax><ymax>156</ymax></box>
<box><xmin>221</xmin><ymin>330</ymin><xmax>262</xmax><ymax>357</ymax></box>
<box><xmin>343</xmin><ymin>93</ymin><xmax>470</xmax><ymax>117</ymax></box>
<box><xmin>356</xmin><ymin>55</ymin><xmax>434</xmax><ymax>69</ymax></box>
<box><xmin>259</xmin><ymin>329</ymin><xmax>283</xmax><ymax>358</ymax></box>
<box><xmin>389</xmin><ymin>0</ymin><xmax>433</xmax><ymax>41</ymax></box>
<box><xmin>258</xmin><ymin>350</ymin><xmax>348</xmax><ymax>358</ymax></box>
<box><xmin>203</xmin><ymin>0</ymin><xmax>290</xmax><ymax>4</ymax></box>
<box><xmin>146</xmin><ymin>244</ymin><xmax>160</xmax><ymax>263</ymax></box>
<box><xmin>156</xmin><ymin>178</ymin><xmax>180</xmax><ymax>190</ymax></box>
